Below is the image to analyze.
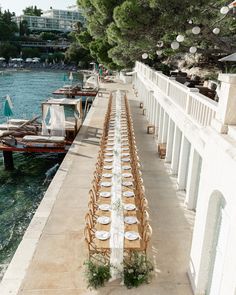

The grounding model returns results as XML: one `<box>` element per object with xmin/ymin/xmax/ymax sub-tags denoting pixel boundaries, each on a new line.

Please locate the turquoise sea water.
<box><xmin>0</xmin><ymin>70</ymin><xmax>79</xmax><ymax>279</ymax></box>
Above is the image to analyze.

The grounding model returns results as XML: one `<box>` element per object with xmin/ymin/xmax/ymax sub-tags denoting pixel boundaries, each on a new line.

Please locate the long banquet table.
<box><xmin>86</xmin><ymin>90</ymin><xmax>146</xmax><ymax>279</ymax></box>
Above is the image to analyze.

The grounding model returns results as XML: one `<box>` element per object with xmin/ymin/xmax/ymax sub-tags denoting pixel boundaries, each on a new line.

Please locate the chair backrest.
<box><xmin>84</xmin><ymin>224</ymin><xmax>92</xmax><ymax>243</ymax></box>
<box><xmin>85</xmin><ymin>212</ymin><xmax>94</xmax><ymax>229</ymax></box>
<box><xmin>143</xmin><ymin>223</ymin><xmax>152</xmax><ymax>243</ymax></box>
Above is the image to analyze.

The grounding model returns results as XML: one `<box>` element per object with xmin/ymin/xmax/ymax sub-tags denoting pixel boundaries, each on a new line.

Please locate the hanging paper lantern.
<box><xmin>156</xmin><ymin>41</ymin><xmax>164</xmax><ymax>47</ymax></box>
<box><xmin>220</xmin><ymin>6</ymin><xmax>229</xmax><ymax>14</ymax></box>
<box><xmin>142</xmin><ymin>53</ymin><xmax>148</xmax><ymax>59</ymax></box>
<box><xmin>188</xmin><ymin>19</ymin><xmax>193</xmax><ymax>24</ymax></box>
<box><xmin>176</xmin><ymin>35</ymin><xmax>185</xmax><ymax>42</ymax></box>
<box><xmin>171</xmin><ymin>41</ymin><xmax>180</xmax><ymax>50</ymax></box>
<box><xmin>192</xmin><ymin>26</ymin><xmax>201</xmax><ymax>35</ymax></box>
<box><xmin>189</xmin><ymin>46</ymin><xmax>197</xmax><ymax>54</ymax></box>
<box><xmin>213</xmin><ymin>28</ymin><xmax>220</xmax><ymax>34</ymax></box>
<box><xmin>156</xmin><ymin>50</ymin><xmax>163</xmax><ymax>55</ymax></box>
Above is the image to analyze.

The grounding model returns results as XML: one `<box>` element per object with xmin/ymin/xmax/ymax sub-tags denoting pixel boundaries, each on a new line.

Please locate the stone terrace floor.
<box><xmin>4</xmin><ymin>79</ymin><xmax>194</xmax><ymax>295</ymax></box>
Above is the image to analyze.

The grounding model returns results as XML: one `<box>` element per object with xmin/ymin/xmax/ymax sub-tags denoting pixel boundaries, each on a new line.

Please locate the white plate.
<box><xmin>104</xmin><ymin>158</ymin><xmax>113</xmax><ymax>163</ymax></box>
<box><xmin>104</xmin><ymin>165</ymin><xmax>112</xmax><ymax>170</ymax></box>
<box><xmin>122</xmin><ymin>173</ymin><xmax>132</xmax><ymax>178</ymax></box>
<box><xmin>124</xmin><ymin>216</ymin><xmax>138</xmax><ymax>224</ymax></box>
<box><xmin>100</xmin><ymin>181</ymin><xmax>112</xmax><ymax>187</ymax></box>
<box><xmin>123</xmin><ymin>165</ymin><xmax>131</xmax><ymax>170</ymax></box>
<box><xmin>95</xmin><ymin>231</ymin><xmax>110</xmax><ymax>240</ymax></box>
<box><xmin>105</xmin><ymin>153</ymin><xmax>113</xmax><ymax>157</ymax></box>
<box><xmin>100</xmin><ymin>191</ymin><xmax>111</xmax><ymax>198</ymax></box>
<box><xmin>124</xmin><ymin>203</ymin><xmax>136</xmax><ymax>211</ymax></box>
<box><xmin>122</xmin><ymin>153</ymin><xmax>130</xmax><ymax>157</ymax></box>
<box><xmin>98</xmin><ymin>204</ymin><xmax>111</xmax><ymax>211</ymax></box>
<box><xmin>122</xmin><ymin>148</ymin><xmax>129</xmax><ymax>151</ymax></box>
<box><xmin>102</xmin><ymin>173</ymin><xmax>112</xmax><ymax>178</ymax></box>
<box><xmin>122</xmin><ymin>158</ymin><xmax>130</xmax><ymax>162</ymax></box>
<box><xmin>123</xmin><ymin>181</ymin><xmax>133</xmax><ymax>187</ymax></box>
<box><xmin>97</xmin><ymin>216</ymin><xmax>111</xmax><ymax>225</ymax></box>
<box><xmin>125</xmin><ymin>231</ymin><xmax>140</xmax><ymax>240</ymax></box>
<box><xmin>106</xmin><ymin>148</ymin><xmax>113</xmax><ymax>151</ymax></box>
<box><xmin>107</xmin><ymin>143</ymin><xmax>114</xmax><ymax>146</ymax></box>
<box><xmin>123</xmin><ymin>191</ymin><xmax>134</xmax><ymax>197</ymax></box>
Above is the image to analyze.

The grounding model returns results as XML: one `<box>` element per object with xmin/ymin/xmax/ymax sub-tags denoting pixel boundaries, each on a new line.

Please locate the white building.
<box><xmin>13</xmin><ymin>6</ymin><xmax>85</xmax><ymax>32</ymax></box>
<box><xmin>133</xmin><ymin>61</ymin><xmax>236</xmax><ymax>295</ymax></box>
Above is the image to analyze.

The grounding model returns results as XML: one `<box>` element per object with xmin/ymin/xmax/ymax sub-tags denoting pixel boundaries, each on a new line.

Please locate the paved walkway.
<box><xmin>2</xmin><ymin>80</ymin><xmax>194</xmax><ymax>294</ymax></box>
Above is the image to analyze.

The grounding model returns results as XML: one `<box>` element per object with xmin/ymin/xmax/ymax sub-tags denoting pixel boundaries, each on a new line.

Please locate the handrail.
<box><xmin>135</xmin><ymin>61</ymin><xmax>218</xmax><ymax>127</ymax></box>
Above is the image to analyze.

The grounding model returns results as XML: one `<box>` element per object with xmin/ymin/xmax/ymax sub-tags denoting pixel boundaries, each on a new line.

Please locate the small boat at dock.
<box><xmin>0</xmin><ymin>98</ymin><xmax>83</xmax><ymax>156</ymax></box>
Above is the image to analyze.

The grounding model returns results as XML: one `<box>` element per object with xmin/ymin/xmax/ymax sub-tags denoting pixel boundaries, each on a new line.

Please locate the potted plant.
<box><xmin>123</xmin><ymin>252</ymin><xmax>153</xmax><ymax>289</ymax></box>
<box><xmin>84</xmin><ymin>255</ymin><xmax>111</xmax><ymax>289</ymax></box>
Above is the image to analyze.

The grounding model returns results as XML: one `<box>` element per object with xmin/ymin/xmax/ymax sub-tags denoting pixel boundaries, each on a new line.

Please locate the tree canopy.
<box><xmin>76</xmin><ymin>0</ymin><xmax>236</xmax><ymax>69</ymax></box>
<box><xmin>0</xmin><ymin>10</ymin><xmax>18</xmax><ymax>41</ymax></box>
<box><xmin>23</xmin><ymin>6</ymin><xmax>42</xmax><ymax>16</ymax></box>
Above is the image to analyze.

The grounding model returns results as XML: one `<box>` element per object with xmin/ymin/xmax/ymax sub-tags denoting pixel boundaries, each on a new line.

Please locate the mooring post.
<box><xmin>3</xmin><ymin>151</ymin><xmax>14</xmax><ymax>170</ymax></box>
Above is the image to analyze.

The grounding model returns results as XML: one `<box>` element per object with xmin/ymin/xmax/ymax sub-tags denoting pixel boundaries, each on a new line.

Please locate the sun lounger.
<box><xmin>22</xmin><ymin>135</ymin><xmax>65</xmax><ymax>143</ymax></box>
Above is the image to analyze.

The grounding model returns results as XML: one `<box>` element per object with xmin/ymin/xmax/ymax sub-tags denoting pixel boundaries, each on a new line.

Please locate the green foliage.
<box><xmin>84</xmin><ymin>258</ymin><xmax>111</xmax><ymax>289</ymax></box>
<box><xmin>39</xmin><ymin>32</ymin><xmax>59</xmax><ymax>41</ymax></box>
<box><xmin>0</xmin><ymin>10</ymin><xmax>18</xmax><ymax>41</ymax></box>
<box><xmin>23</xmin><ymin>6</ymin><xmax>42</xmax><ymax>16</ymax></box>
<box><xmin>21</xmin><ymin>47</ymin><xmax>40</xmax><ymax>59</ymax></box>
<box><xmin>19</xmin><ymin>20</ymin><xmax>30</xmax><ymax>36</ymax></box>
<box><xmin>123</xmin><ymin>252</ymin><xmax>154</xmax><ymax>289</ymax></box>
<box><xmin>0</xmin><ymin>42</ymin><xmax>18</xmax><ymax>60</ymax></box>
<box><xmin>65</xmin><ymin>43</ymin><xmax>92</xmax><ymax>67</ymax></box>
<box><xmin>76</xmin><ymin>0</ymin><xmax>236</xmax><ymax>69</ymax></box>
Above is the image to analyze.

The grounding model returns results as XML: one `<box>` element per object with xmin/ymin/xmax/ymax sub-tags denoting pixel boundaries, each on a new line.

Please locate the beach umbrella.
<box><xmin>26</xmin><ymin>58</ymin><xmax>33</xmax><ymax>63</ymax></box>
<box><xmin>219</xmin><ymin>53</ymin><xmax>236</xmax><ymax>73</ymax></box>
<box><xmin>0</xmin><ymin>57</ymin><xmax>5</xmax><ymax>61</ymax></box>
<box><xmin>69</xmin><ymin>72</ymin><xmax>73</xmax><ymax>81</ymax></box>
<box><xmin>4</xmin><ymin>95</ymin><xmax>13</xmax><ymax>118</ymax></box>
<box><xmin>219</xmin><ymin>53</ymin><xmax>236</xmax><ymax>62</ymax></box>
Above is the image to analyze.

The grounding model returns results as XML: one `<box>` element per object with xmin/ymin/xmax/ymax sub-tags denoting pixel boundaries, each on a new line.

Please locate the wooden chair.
<box><xmin>140</xmin><ymin>223</ymin><xmax>152</xmax><ymax>254</ymax></box>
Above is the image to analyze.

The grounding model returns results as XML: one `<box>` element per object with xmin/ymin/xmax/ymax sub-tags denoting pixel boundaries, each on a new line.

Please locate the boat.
<box><xmin>0</xmin><ymin>98</ymin><xmax>83</xmax><ymax>153</ymax></box>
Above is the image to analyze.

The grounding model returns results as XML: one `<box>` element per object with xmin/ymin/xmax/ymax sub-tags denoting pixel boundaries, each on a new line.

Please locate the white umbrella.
<box><xmin>219</xmin><ymin>53</ymin><xmax>236</xmax><ymax>61</ymax></box>
<box><xmin>16</xmin><ymin>58</ymin><xmax>23</xmax><ymax>62</ymax></box>
<box><xmin>26</xmin><ymin>58</ymin><xmax>33</xmax><ymax>62</ymax></box>
<box><xmin>0</xmin><ymin>57</ymin><xmax>5</xmax><ymax>61</ymax></box>
<box><xmin>69</xmin><ymin>72</ymin><xmax>73</xmax><ymax>81</ymax></box>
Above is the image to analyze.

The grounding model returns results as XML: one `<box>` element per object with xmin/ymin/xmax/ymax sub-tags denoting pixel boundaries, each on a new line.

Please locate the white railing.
<box><xmin>135</xmin><ymin>61</ymin><xmax>218</xmax><ymax>127</ymax></box>
<box><xmin>187</xmin><ymin>92</ymin><xmax>217</xmax><ymax>126</ymax></box>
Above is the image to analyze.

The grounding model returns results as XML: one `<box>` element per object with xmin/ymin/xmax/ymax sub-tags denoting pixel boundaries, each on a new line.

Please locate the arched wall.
<box><xmin>188</xmin><ymin>133</ymin><xmax>236</xmax><ymax>295</ymax></box>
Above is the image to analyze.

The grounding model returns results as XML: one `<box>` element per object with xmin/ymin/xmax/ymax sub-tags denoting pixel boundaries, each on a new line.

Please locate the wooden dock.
<box><xmin>52</xmin><ymin>87</ymin><xmax>98</xmax><ymax>98</ymax></box>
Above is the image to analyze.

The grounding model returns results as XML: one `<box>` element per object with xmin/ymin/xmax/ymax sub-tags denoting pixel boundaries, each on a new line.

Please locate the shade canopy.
<box><xmin>219</xmin><ymin>53</ymin><xmax>236</xmax><ymax>62</ymax></box>
<box><xmin>4</xmin><ymin>99</ymin><xmax>13</xmax><ymax>117</ymax></box>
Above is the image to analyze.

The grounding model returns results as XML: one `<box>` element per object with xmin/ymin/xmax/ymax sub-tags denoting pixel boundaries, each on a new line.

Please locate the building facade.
<box><xmin>13</xmin><ymin>6</ymin><xmax>85</xmax><ymax>32</ymax></box>
<box><xmin>133</xmin><ymin>62</ymin><xmax>236</xmax><ymax>295</ymax></box>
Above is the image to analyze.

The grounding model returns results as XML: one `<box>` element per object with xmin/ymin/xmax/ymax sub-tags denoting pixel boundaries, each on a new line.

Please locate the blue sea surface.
<box><xmin>0</xmin><ymin>70</ymin><xmax>80</xmax><ymax>279</ymax></box>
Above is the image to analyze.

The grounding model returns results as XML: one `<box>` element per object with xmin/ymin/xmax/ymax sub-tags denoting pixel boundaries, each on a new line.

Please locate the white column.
<box><xmin>158</xmin><ymin>107</ymin><xmax>164</xmax><ymax>143</ymax></box>
<box><xmin>155</xmin><ymin>102</ymin><xmax>160</xmax><ymax>137</ymax></box>
<box><xmin>185</xmin><ymin>147</ymin><xmax>202</xmax><ymax>210</ymax></box>
<box><xmin>165</xmin><ymin>118</ymin><xmax>174</xmax><ymax>163</ymax></box>
<box><xmin>212</xmin><ymin>74</ymin><xmax>236</xmax><ymax>133</ymax></box>
<box><xmin>151</xmin><ymin>93</ymin><xmax>156</xmax><ymax>124</ymax></box>
<box><xmin>177</xmin><ymin>136</ymin><xmax>191</xmax><ymax>190</ymax></box>
<box><xmin>144</xmin><ymin>87</ymin><xmax>148</xmax><ymax>109</ymax></box>
<box><xmin>161</xmin><ymin>112</ymin><xmax>169</xmax><ymax>143</ymax></box>
<box><xmin>146</xmin><ymin>90</ymin><xmax>150</xmax><ymax>120</ymax></box>
<box><xmin>170</xmin><ymin>126</ymin><xmax>182</xmax><ymax>175</ymax></box>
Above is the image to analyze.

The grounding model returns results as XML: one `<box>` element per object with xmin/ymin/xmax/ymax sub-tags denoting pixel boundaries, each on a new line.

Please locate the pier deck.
<box><xmin>0</xmin><ymin>80</ymin><xmax>194</xmax><ymax>295</ymax></box>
